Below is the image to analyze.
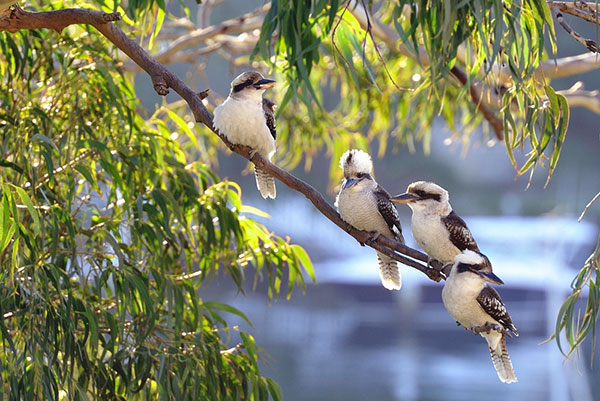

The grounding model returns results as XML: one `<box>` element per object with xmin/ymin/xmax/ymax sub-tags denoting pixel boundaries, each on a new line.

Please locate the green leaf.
<box><xmin>291</xmin><ymin>244</ymin><xmax>315</xmax><ymax>283</ymax></box>
<box><xmin>204</xmin><ymin>301</ymin><xmax>253</xmax><ymax>327</ymax></box>
<box><xmin>240</xmin><ymin>332</ymin><xmax>259</xmax><ymax>369</ymax></box>
<box><xmin>266</xmin><ymin>378</ymin><xmax>283</xmax><ymax>401</ymax></box>
<box><xmin>11</xmin><ymin>185</ymin><xmax>41</xmax><ymax>236</ymax></box>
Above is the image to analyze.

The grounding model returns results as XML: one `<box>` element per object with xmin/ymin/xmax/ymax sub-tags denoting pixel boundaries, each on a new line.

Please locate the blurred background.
<box><xmin>138</xmin><ymin>1</ymin><xmax>600</xmax><ymax>399</ymax></box>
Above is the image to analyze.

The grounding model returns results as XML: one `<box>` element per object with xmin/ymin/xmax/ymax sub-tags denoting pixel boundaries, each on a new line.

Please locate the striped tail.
<box><xmin>254</xmin><ymin>166</ymin><xmax>276</xmax><ymax>199</ymax></box>
<box><xmin>377</xmin><ymin>253</ymin><xmax>401</xmax><ymax>290</ymax></box>
<box><xmin>488</xmin><ymin>336</ymin><xmax>517</xmax><ymax>383</ymax></box>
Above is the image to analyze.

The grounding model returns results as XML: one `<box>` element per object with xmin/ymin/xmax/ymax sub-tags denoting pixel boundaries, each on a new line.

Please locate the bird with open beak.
<box><xmin>213</xmin><ymin>71</ymin><xmax>277</xmax><ymax>199</ymax></box>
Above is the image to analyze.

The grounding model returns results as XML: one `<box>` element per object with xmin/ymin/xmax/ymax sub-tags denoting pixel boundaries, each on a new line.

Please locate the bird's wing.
<box><xmin>441</xmin><ymin>211</ymin><xmax>479</xmax><ymax>251</ymax></box>
<box><xmin>374</xmin><ymin>186</ymin><xmax>404</xmax><ymax>242</ymax></box>
<box><xmin>262</xmin><ymin>98</ymin><xmax>277</xmax><ymax>140</ymax></box>
<box><xmin>477</xmin><ymin>285</ymin><xmax>518</xmax><ymax>336</ymax></box>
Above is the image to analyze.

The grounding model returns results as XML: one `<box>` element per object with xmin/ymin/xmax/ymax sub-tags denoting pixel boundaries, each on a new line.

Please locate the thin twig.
<box><xmin>578</xmin><ymin>191</ymin><xmax>600</xmax><ymax>222</ymax></box>
<box><xmin>0</xmin><ymin>7</ymin><xmax>445</xmax><ymax>282</ymax></box>
<box><xmin>554</xmin><ymin>11</ymin><xmax>600</xmax><ymax>53</ymax></box>
<box><xmin>550</xmin><ymin>1</ymin><xmax>600</xmax><ymax>24</ymax></box>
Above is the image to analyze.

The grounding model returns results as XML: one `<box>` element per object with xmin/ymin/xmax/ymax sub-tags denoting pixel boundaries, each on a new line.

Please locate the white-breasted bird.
<box><xmin>391</xmin><ymin>181</ymin><xmax>479</xmax><ymax>265</ymax></box>
<box><xmin>213</xmin><ymin>71</ymin><xmax>277</xmax><ymax>199</ymax></box>
<box><xmin>442</xmin><ymin>250</ymin><xmax>518</xmax><ymax>383</ymax></box>
<box><xmin>335</xmin><ymin>149</ymin><xmax>405</xmax><ymax>290</ymax></box>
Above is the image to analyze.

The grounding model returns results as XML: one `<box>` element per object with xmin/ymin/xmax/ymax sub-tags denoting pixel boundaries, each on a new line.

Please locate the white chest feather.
<box><xmin>411</xmin><ymin>212</ymin><xmax>459</xmax><ymax>263</ymax></box>
<box><xmin>442</xmin><ymin>273</ymin><xmax>504</xmax><ymax>351</ymax></box>
<box><xmin>337</xmin><ymin>186</ymin><xmax>393</xmax><ymax>237</ymax></box>
<box><xmin>213</xmin><ymin>97</ymin><xmax>276</xmax><ymax>158</ymax></box>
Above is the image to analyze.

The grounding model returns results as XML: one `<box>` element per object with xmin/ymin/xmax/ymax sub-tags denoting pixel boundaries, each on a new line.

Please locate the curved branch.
<box><xmin>148</xmin><ymin>5</ymin><xmax>266</xmax><ymax>66</ymax></box>
<box><xmin>557</xmin><ymin>81</ymin><xmax>600</xmax><ymax>113</ymax></box>
<box><xmin>0</xmin><ymin>6</ymin><xmax>446</xmax><ymax>283</ymax></box>
<box><xmin>549</xmin><ymin>1</ymin><xmax>600</xmax><ymax>25</ymax></box>
<box><xmin>542</xmin><ymin>52</ymin><xmax>600</xmax><ymax>79</ymax></box>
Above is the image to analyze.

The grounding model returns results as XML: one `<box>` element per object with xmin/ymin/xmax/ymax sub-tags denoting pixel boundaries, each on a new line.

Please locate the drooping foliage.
<box><xmin>0</xmin><ymin>0</ymin><xmax>598</xmax><ymax>399</ymax></box>
<box><xmin>257</xmin><ymin>0</ymin><xmax>569</xmax><ymax>187</ymax></box>
<box><xmin>0</xmin><ymin>13</ymin><xmax>312</xmax><ymax>401</ymax></box>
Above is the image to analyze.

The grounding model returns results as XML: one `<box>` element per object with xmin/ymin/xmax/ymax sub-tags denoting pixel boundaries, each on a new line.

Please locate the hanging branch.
<box><xmin>0</xmin><ymin>6</ymin><xmax>446</xmax><ymax>283</ymax></box>
<box><xmin>553</xmin><ymin>10</ymin><xmax>600</xmax><ymax>53</ymax></box>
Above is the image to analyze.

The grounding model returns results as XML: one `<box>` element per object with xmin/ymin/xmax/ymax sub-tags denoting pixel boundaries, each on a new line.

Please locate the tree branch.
<box><xmin>549</xmin><ymin>1</ymin><xmax>600</xmax><ymax>25</ymax></box>
<box><xmin>553</xmin><ymin>10</ymin><xmax>600</xmax><ymax>53</ymax></box>
<box><xmin>145</xmin><ymin>5</ymin><xmax>267</xmax><ymax>67</ymax></box>
<box><xmin>0</xmin><ymin>7</ymin><xmax>446</xmax><ymax>283</ymax></box>
<box><xmin>557</xmin><ymin>81</ymin><xmax>600</xmax><ymax>113</ymax></box>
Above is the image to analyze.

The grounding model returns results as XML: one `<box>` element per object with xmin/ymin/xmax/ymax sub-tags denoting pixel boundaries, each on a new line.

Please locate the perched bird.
<box><xmin>213</xmin><ymin>71</ymin><xmax>277</xmax><ymax>199</ymax></box>
<box><xmin>391</xmin><ymin>181</ymin><xmax>479</xmax><ymax>266</ymax></box>
<box><xmin>442</xmin><ymin>250</ymin><xmax>518</xmax><ymax>383</ymax></box>
<box><xmin>335</xmin><ymin>149</ymin><xmax>404</xmax><ymax>290</ymax></box>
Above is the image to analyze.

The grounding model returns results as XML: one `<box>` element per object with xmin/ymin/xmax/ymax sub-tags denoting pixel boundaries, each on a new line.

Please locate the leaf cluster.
<box><xmin>551</xmin><ymin>235</ymin><xmax>600</xmax><ymax>358</ymax></box>
<box><xmin>0</xmin><ymin>22</ymin><xmax>312</xmax><ymax>401</ymax></box>
<box><xmin>257</xmin><ymin>0</ymin><xmax>570</xmax><ymax>186</ymax></box>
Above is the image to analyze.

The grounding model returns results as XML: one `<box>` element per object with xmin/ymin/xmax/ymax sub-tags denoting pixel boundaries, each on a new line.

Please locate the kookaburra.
<box><xmin>391</xmin><ymin>181</ymin><xmax>478</xmax><ymax>266</ymax></box>
<box><xmin>335</xmin><ymin>149</ymin><xmax>404</xmax><ymax>290</ymax></box>
<box><xmin>442</xmin><ymin>250</ymin><xmax>518</xmax><ymax>383</ymax></box>
<box><xmin>213</xmin><ymin>71</ymin><xmax>277</xmax><ymax>199</ymax></box>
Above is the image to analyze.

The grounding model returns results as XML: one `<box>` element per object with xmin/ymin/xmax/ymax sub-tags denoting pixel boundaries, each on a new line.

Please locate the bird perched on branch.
<box><xmin>335</xmin><ymin>149</ymin><xmax>404</xmax><ymax>290</ymax></box>
<box><xmin>213</xmin><ymin>71</ymin><xmax>277</xmax><ymax>199</ymax></box>
<box><xmin>391</xmin><ymin>181</ymin><xmax>479</xmax><ymax>266</ymax></box>
<box><xmin>442</xmin><ymin>250</ymin><xmax>518</xmax><ymax>383</ymax></box>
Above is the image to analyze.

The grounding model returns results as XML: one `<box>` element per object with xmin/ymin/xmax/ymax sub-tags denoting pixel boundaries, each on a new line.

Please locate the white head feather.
<box><xmin>339</xmin><ymin>149</ymin><xmax>373</xmax><ymax>177</ymax></box>
<box><xmin>453</xmin><ymin>250</ymin><xmax>488</xmax><ymax>267</ymax></box>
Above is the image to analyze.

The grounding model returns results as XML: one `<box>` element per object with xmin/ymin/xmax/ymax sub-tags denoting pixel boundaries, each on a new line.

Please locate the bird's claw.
<box><xmin>441</xmin><ymin>263</ymin><xmax>452</xmax><ymax>277</ymax></box>
<box><xmin>248</xmin><ymin>149</ymin><xmax>257</xmax><ymax>160</ymax></box>
<box><xmin>471</xmin><ymin>322</ymin><xmax>508</xmax><ymax>336</ymax></box>
<box><xmin>368</xmin><ymin>231</ymin><xmax>380</xmax><ymax>242</ymax></box>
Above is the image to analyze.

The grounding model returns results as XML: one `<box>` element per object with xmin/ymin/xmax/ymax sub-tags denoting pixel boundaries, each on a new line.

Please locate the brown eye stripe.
<box><xmin>414</xmin><ymin>190</ymin><xmax>441</xmax><ymax>201</ymax></box>
<box><xmin>233</xmin><ymin>79</ymin><xmax>254</xmax><ymax>93</ymax></box>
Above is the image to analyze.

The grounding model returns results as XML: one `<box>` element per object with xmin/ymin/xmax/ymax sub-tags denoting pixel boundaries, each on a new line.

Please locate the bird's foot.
<box><xmin>368</xmin><ymin>231</ymin><xmax>380</xmax><ymax>242</ymax></box>
<box><xmin>248</xmin><ymin>149</ymin><xmax>257</xmax><ymax>160</ymax></box>
<box><xmin>360</xmin><ymin>231</ymin><xmax>380</xmax><ymax>247</ymax></box>
<box><xmin>441</xmin><ymin>262</ymin><xmax>452</xmax><ymax>277</ymax></box>
<box><xmin>471</xmin><ymin>322</ymin><xmax>509</xmax><ymax>336</ymax></box>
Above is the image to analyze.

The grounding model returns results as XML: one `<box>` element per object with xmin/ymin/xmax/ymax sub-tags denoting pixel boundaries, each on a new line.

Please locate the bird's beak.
<box><xmin>254</xmin><ymin>79</ymin><xmax>276</xmax><ymax>89</ymax></box>
<box><xmin>475</xmin><ymin>270</ymin><xmax>504</xmax><ymax>285</ymax></box>
<box><xmin>390</xmin><ymin>192</ymin><xmax>419</xmax><ymax>204</ymax></box>
<box><xmin>343</xmin><ymin>178</ymin><xmax>360</xmax><ymax>189</ymax></box>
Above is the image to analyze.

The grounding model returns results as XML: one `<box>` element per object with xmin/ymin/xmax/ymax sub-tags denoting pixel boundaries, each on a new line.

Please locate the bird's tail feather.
<box><xmin>377</xmin><ymin>253</ymin><xmax>401</xmax><ymax>290</ymax></box>
<box><xmin>488</xmin><ymin>336</ymin><xmax>517</xmax><ymax>383</ymax></box>
<box><xmin>254</xmin><ymin>166</ymin><xmax>276</xmax><ymax>199</ymax></box>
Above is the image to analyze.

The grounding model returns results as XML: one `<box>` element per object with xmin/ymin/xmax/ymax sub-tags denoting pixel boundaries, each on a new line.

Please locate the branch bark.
<box><xmin>553</xmin><ymin>10</ymin><xmax>600</xmax><ymax>53</ymax></box>
<box><xmin>549</xmin><ymin>1</ymin><xmax>600</xmax><ymax>25</ymax></box>
<box><xmin>0</xmin><ymin>7</ymin><xmax>446</xmax><ymax>283</ymax></box>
